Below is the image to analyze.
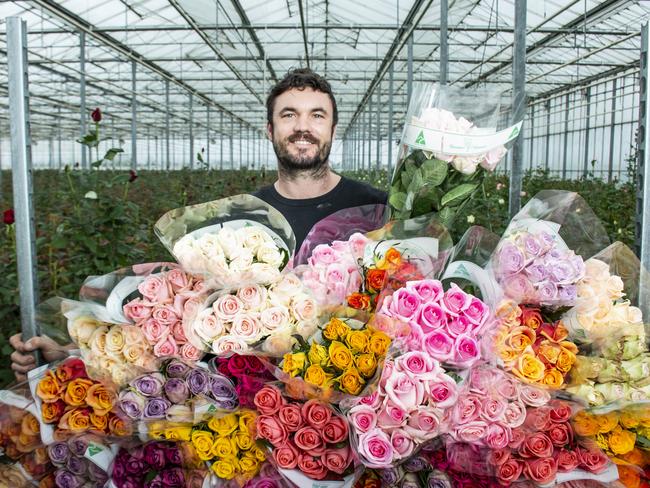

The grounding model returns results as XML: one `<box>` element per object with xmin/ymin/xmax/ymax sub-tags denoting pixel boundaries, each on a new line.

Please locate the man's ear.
<box><xmin>266</xmin><ymin>122</ymin><xmax>273</xmax><ymax>141</ymax></box>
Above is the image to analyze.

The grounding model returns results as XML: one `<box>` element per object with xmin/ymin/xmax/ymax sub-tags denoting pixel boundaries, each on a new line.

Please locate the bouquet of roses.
<box><xmin>188</xmin><ymin>410</ymin><xmax>266</xmax><ymax>483</ymax></box>
<box><xmin>492</xmin><ymin>300</ymin><xmax>579</xmax><ymax>389</ymax></box>
<box><xmin>346</xmin><ymin>353</ymin><xmax>459</xmax><ymax>468</ymax></box>
<box><xmin>154</xmin><ymin>196</ymin><xmax>295</xmax><ymax>288</ymax></box>
<box><xmin>379</xmin><ymin>279</ymin><xmax>487</xmax><ymax>369</ymax></box>
<box><xmin>388</xmin><ymin>83</ymin><xmax>522</xmax><ymax>228</ymax></box>
<box><xmin>253</xmin><ymin>385</ymin><xmax>356</xmax><ymax>483</ymax></box>
<box><xmin>67</xmin><ymin>314</ymin><xmax>157</xmax><ymax>387</ymax></box>
<box><xmin>117</xmin><ymin>358</ymin><xmax>238</xmax><ymax>426</ymax></box>
<box><xmin>210</xmin><ymin>355</ymin><xmax>275</xmax><ymax>409</ymax></box>
<box><xmin>111</xmin><ymin>440</ymin><xmax>206</xmax><ymax>488</ymax></box>
<box><xmin>186</xmin><ymin>272</ymin><xmax>319</xmax><ymax>357</ymax></box>
<box><xmin>46</xmin><ymin>436</ymin><xmax>110</xmax><ymax>487</ymax></box>
<box><xmin>31</xmin><ymin>357</ymin><xmax>130</xmax><ymax>440</ymax></box>
<box><xmin>115</xmin><ymin>266</ymin><xmax>206</xmax><ymax>363</ymax></box>
<box><xmin>573</xmin><ymin>405</ymin><xmax>650</xmax><ymax>488</ymax></box>
<box><xmin>491</xmin><ymin>227</ymin><xmax>586</xmax><ymax>308</ymax></box>
<box><xmin>278</xmin><ymin>317</ymin><xmax>391</xmax><ymax>401</ymax></box>
<box><xmin>216</xmin><ymin>462</ymin><xmax>291</xmax><ymax>488</ymax></box>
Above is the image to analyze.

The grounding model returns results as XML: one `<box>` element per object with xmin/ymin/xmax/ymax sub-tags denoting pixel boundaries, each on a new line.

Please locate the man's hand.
<box><xmin>9</xmin><ymin>334</ymin><xmax>69</xmax><ymax>382</ymax></box>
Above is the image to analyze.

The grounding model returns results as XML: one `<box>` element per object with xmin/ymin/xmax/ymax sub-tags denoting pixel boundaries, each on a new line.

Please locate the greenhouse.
<box><xmin>1</xmin><ymin>0</ymin><xmax>650</xmax><ymax>487</ymax></box>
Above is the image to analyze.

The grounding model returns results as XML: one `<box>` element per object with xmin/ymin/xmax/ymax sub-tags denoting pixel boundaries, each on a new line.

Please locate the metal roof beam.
<box><xmin>27</xmin><ymin>0</ymin><xmax>255</xmax><ymax>129</ymax></box>
<box><xmin>167</xmin><ymin>0</ymin><xmax>264</xmax><ymax>104</ymax></box>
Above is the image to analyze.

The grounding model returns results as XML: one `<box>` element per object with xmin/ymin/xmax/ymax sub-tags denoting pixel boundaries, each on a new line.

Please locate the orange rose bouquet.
<box><xmin>30</xmin><ymin>357</ymin><xmax>129</xmax><ymax>441</ymax></box>
<box><xmin>492</xmin><ymin>300</ymin><xmax>578</xmax><ymax>389</ymax></box>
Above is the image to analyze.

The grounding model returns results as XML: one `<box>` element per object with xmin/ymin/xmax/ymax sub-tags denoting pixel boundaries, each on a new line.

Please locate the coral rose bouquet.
<box><xmin>253</xmin><ymin>385</ymin><xmax>359</xmax><ymax>485</ymax></box>
<box><xmin>277</xmin><ymin>317</ymin><xmax>392</xmax><ymax>402</ymax></box>
<box><xmin>388</xmin><ymin>83</ymin><xmax>522</xmax><ymax>228</ymax></box>
<box><xmin>117</xmin><ymin>358</ymin><xmax>238</xmax><ymax>427</ymax></box>
<box><xmin>344</xmin><ymin>352</ymin><xmax>461</xmax><ymax>469</ymax></box>
<box><xmin>29</xmin><ymin>357</ymin><xmax>131</xmax><ymax>443</ymax></box>
<box><xmin>379</xmin><ymin>279</ymin><xmax>488</xmax><ymax>370</ymax></box>
<box><xmin>154</xmin><ymin>195</ymin><xmax>295</xmax><ymax>288</ymax></box>
<box><xmin>185</xmin><ymin>272</ymin><xmax>319</xmax><ymax>357</ymax></box>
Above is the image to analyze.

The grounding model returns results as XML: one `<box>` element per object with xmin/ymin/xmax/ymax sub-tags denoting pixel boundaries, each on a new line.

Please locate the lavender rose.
<box><xmin>47</xmin><ymin>442</ymin><xmax>70</xmax><ymax>466</ymax></box>
<box><xmin>186</xmin><ymin>368</ymin><xmax>209</xmax><ymax>395</ymax></box>
<box><xmin>87</xmin><ymin>462</ymin><xmax>108</xmax><ymax>484</ymax></box>
<box><xmin>209</xmin><ymin>374</ymin><xmax>238</xmax><ymax>407</ymax></box>
<box><xmin>379</xmin><ymin>468</ymin><xmax>401</xmax><ymax>485</ymax></box>
<box><xmin>54</xmin><ymin>470</ymin><xmax>83</xmax><ymax>488</ymax></box>
<box><xmin>144</xmin><ymin>397</ymin><xmax>172</xmax><ymax>419</ymax></box>
<box><xmin>66</xmin><ymin>455</ymin><xmax>88</xmax><ymax>476</ymax></box>
<box><xmin>165</xmin><ymin>359</ymin><xmax>191</xmax><ymax>379</ymax></box>
<box><xmin>131</xmin><ymin>373</ymin><xmax>165</xmax><ymax>397</ymax></box>
<box><xmin>497</xmin><ymin>243</ymin><xmax>525</xmax><ymax>275</ymax></box>
<box><xmin>119</xmin><ymin>390</ymin><xmax>146</xmax><ymax>419</ymax></box>
<box><xmin>67</xmin><ymin>437</ymin><xmax>88</xmax><ymax>457</ymax></box>
<box><xmin>403</xmin><ymin>455</ymin><xmax>429</xmax><ymax>472</ymax></box>
<box><xmin>164</xmin><ymin>378</ymin><xmax>190</xmax><ymax>404</ymax></box>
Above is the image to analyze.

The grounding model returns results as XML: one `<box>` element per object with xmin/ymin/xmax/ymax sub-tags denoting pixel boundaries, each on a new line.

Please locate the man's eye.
<box><xmin>313</xmin><ymin>113</ymin><xmax>324</xmax><ymax>119</ymax></box>
<box><xmin>282</xmin><ymin>113</ymin><xmax>295</xmax><ymax>118</ymax></box>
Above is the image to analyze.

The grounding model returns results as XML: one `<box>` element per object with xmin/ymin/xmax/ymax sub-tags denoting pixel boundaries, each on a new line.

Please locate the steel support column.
<box><xmin>508</xmin><ymin>0</ymin><xmax>526</xmax><ymax>218</ymax></box>
<box><xmin>57</xmin><ymin>106</ymin><xmax>62</xmax><ymax>168</ymax></box>
<box><xmin>238</xmin><ymin>122</ymin><xmax>242</xmax><ymax>169</ymax></box>
<box><xmin>407</xmin><ymin>34</ymin><xmax>414</xmax><ymax>104</ymax></box>
<box><xmin>367</xmin><ymin>102</ymin><xmax>372</xmax><ymax>170</ymax></box>
<box><xmin>376</xmin><ymin>89</ymin><xmax>381</xmax><ymax>170</ymax></box>
<box><xmin>165</xmin><ymin>79</ymin><xmax>170</xmax><ymax>170</ymax></box>
<box><xmin>562</xmin><ymin>93</ymin><xmax>570</xmax><ymax>178</ymax></box>
<box><xmin>388</xmin><ymin>62</ymin><xmax>394</xmax><ymax>178</ymax></box>
<box><xmin>7</xmin><ymin>17</ymin><xmax>40</xmax><ymax>354</ymax></box>
<box><xmin>229</xmin><ymin>118</ymin><xmax>234</xmax><ymax>170</ymax></box>
<box><xmin>583</xmin><ymin>87</ymin><xmax>591</xmax><ymax>177</ymax></box>
<box><xmin>529</xmin><ymin>105</ymin><xmax>535</xmax><ymax>170</ymax></box>
<box><xmin>206</xmin><ymin>106</ymin><xmax>210</xmax><ymax>168</ymax></box>
<box><xmin>79</xmin><ymin>30</ymin><xmax>87</xmax><ymax>169</ymax></box>
<box><xmin>545</xmin><ymin>101</ymin><xmax>550</xmax><ymax>170</ymax></box>
<box><xmin>608</xmin><ymin>79</ymin><xmax>617</xmax><ymax>182</ymax></box>
<box><xmin>147</xmin><ymin>126</ymin><xmax>151</xmax><ymax>170</ymax></box>
<box><xmin>131</xmin><ymin>59</ymin><xmax>137</xmax><ymax>170</ymax></box>
<box><xmin>636</xmin><ymin>22</ymin><xmax>650</xmax><ymax>320</ymax></box>
<box><xmin>440</xmin><ymin>0</ymin><xmax>449</xmax><ymax>85</ymax></box>
<box><xmin>189</xmin><ymin>93</ymin><xmax>194</xmax><ymax>169</ymax></box>
<box><xmin>220</xmin><ymin>111</ymin><xmax>224</xmax><ymax>171</ymax></box>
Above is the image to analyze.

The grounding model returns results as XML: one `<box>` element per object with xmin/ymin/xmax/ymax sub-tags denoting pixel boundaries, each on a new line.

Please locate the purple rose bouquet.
<box><xmin>118</xmin><ymin>358</ymin><xmax>238</xmax><ymax>424</ymax></box>
<box><xmin>492</xmin><ymin>229</ymin><xmax>585</xmax><ymax>307</ymax></box>
<box><xmin>47</xmin><ymin>436</ymin><xmax>109</xmax><ymax>488</ymax></box>
<box><xmin>111</xmin><ymin>440</ymin><xmax>205</xmax><ymax>488</ymax></box>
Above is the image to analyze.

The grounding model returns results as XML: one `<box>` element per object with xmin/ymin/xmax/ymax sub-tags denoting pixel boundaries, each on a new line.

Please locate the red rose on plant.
<box><xmin>91</xmin><ymin>108</ymin><xmax>102</xmax><ymax>123</ymax></box>
<box><xmin>129</xmin><ymin>170</ymin><xmax>138</xmax><ymax>183</ymax></box>
<box><xmin>3</xmin><ymin>208</ymin><xmax>15</xmax><ymax>225</ymax></box>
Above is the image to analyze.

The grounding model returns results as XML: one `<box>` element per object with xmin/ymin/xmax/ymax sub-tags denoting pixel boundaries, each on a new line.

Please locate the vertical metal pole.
<box><xmin>79</xmin><ymin>31</ymin><xmax>87</xmax><ymax>169</ymax></box>
<box><xmin>609</xmin><ymin>79</ymin><xmax>617</xmax><ymax>182</ymax></box>
<box><xmin>388</xmin><ymin>62</ymin><xmax>394</xmax><ymax>178</ymax></box>
<box><xmin>407</xmin><ymin>34</ymin><xmax>413</xmax><ymax>105</ymax></box>
<box><xmin>57</xmin><ymin>106</ymin><xmax>62</xmax><ymax>169</ymax></box>
<box><xmin>376</xmin><ymin>88</ymin><xmax>381</xmax><ymax>170</ymax></box>
<box><xmin>155</xmin><ymin>135</ymin><xmax>158</xmax><ymax>170</ymax></box>
<box><xmin>131</xmin><ymin>60</ymin><xmax>137</xmax><ymax>170</ymax></box>
<box><xmin>636</xmin><ymin>23</ymin><xmax>650</xmax><ymax>319</ymax></box>
<box><xmin>229</xmin><ymin>118</ymin><xmax>234</xmax><ymax>170</ymax></box>
<box><xmin>165</xmin><ymin>80</ymin><xmax>170</xmax><ymax>170</ymax></box>
<box><xmin>440</xmin><ymin>0</ymin><xmax>449</xmax><ymax>86</ymax></box>
<box><xmin>508</xmin><ymin>0</ymin><xmax>526</xmax><ymax>218</ymax></box>
<box><xmin>147</xmin><ymin>126</ymin><xmax>151</xmax><ymax>170</ymax></box>
<box><xmin>238</xmin><ymin>122</ymin><xmax>242</xmax><ymax>169</ymax></box>
<box><xmin>189</xmin><ymin>93</ymin><xmax>194</xmax><ymax>169</ymax></box>
<box><xmin>583</xmin><ymin>87</ymin><xmax>591</xmax><ymax>177</ymax></box>
<box><xmin>529</xmin><ymin>104</ymin><xmax>535</xmax><ymax>170</ymax></box>
<box><xmin>545</xmin><ymin>100</ymin><xmax>551</xmax><ymax>171</ymax></box>
<box><xmin>7</xmin><ymin>17</ymin><xmax>40</xmax><ymax>351</ymax></box>
<box><xmin>220</xmin><ymin>111</ymin><xmax>224</xmax><ymax>171</ymax></box>
<box><xmin>48</xmin><ymin>138</ymin><xmax>53</xmax><ymax>169</ymax></box>
<box><xmin>246</xmin><ymin>126</ymin><xmax>250</xmax><ymax>167</ymax></box>
<box><xmin>367</xmin><ymin>107</ymin><xmax>372</xmax><ymax>170</ymax></box>
<box><xmin>562</xmin><ymin>93</ymin><xmax>570</xmax><ymax>178</ymax></box>
<box><xmin>206</xmin><ymin>106</ymin><xmax>211</xmax><ymax>168</ymax></box>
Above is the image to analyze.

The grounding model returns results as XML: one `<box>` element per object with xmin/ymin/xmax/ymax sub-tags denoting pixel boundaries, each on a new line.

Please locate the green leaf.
<box><xmin>401</xmin><ymin>170</ymin><xmax>412</xmax><ymax>189</ymax></box>
<box><xmin>404</xmin><ymin>191</ymin><xmax>415</xmax><ymax>211</ymax></box>
<box><xmin>103</xmin><ymin>148</ymin><xmax>124</xmax><ymax>161</ymax></box>
<box><xmin>407</xmin><ymin>168</ymin><xmax>423</xmax><ymax>194</ymax></box>
<box><xmin>91</xmin><ymin>160</ymin><xmax>103</xmax><ymax>168</ymax></box>
<box><xmin>412</xmin><ymin>196</ymin><xmax>432</xmax><ymax>216</ymax></box>
<box><xmin>413</xmin><ymin>150</ymin><xmax>429</xmax><ymax>165</ymax></box>
<box><xmin>421</xmin><ymin>159</ymin><xmax>448</xmax><ymax>186</ymax></box>
<box><xmin>437</xmin><ymin>206</ymin><xmax>456</xmax><ymax>227</ymax></box>
<box><xmin>441</xmin><ymin>183</ymin><xmax>479</xmax><ymax>208</ymax></box>
<box><xmin>389</xmin><ymin>192</ymin><xmax>407</xmax><ymax>211</ymax></box>
<box><xmin>404</xmin><ymin>158</ymin><xmax>417</xmax><ymax>177</ymax></box>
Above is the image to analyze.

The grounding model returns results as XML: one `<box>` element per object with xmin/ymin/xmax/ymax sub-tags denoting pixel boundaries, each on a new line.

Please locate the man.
<box><xmin>10</xmin><ymin>68</ymin><xmax>387</xmax><ymax>380</ymax></box>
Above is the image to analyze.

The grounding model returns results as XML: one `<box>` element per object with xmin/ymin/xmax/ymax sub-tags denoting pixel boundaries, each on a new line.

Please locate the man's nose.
<box><xmin>293</xmin><ymin>114</ymin><xmax>310</xmax><ymax>132</ymax></box>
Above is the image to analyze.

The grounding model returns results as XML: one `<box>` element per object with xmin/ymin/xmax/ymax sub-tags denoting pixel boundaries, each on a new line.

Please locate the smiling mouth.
<box><xmin>292</xmin><ymin>140</ymin><xmax>314</xmax><ymax>146</ymax></box>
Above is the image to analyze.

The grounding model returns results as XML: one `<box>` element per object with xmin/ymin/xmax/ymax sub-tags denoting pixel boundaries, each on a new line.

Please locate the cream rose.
<box><xmin>236</xmin><ymin>284</ymin><xmax>267</xmax><ymax>311</ymax></box>
<box><xmin>238</xmin><ymin>226</ymin><xmax>273</xmax><ymax>254</ymax></box>
<box><xmin>89</xmin><ymin>325</ymin><xmax>109</xmax><ymax>355</ymax></box>
<box><xmin>230</xmin><ymin>313</ymin><xmax>262</xmax><ymax>343</ymax></box>
<box><xmin>250</xmin><ymin>262</ymin><xmax>281</xmax><ymax>285</ymax></box>
<box><xmin>262</xmin><ymin>331</ymin><xmax>296</xmax><ymax>356</ymax></box>
<box><xmin>211</xmin><ymin>335</ymin><xmax>248</xmax><ymax>354</ymax></box>
<box><xmin>291</xmin><ymin>294</ymin><xmax>318</xmax><ymax>322</ymax></box>
<box><xmin>256</xmin><ymin>242</ymin><xmax>284</xmax><ymax>267</ymax></box>
<box><xmin>69</xmin><ymin>316</ymin><xmax>101</xmax><ymax>344</ymax></box>
<box><xmin>216</xmin><ymin>227</ymin><xmax>242</xmax><ymax>259</ymax></box>
<box><xmin>105</xmin><ymin>326</ymin><xmax>126</xmax><ymax>359</ymax></box>
<box><xmin>260</xmin><ymin>306</ymin><xmax>291</xmax><ymax>331</ymax></box>
<box><xmin>173</xmin><ymin>236</ymin><xmax>204</xmax><ymax>271</ymax></box>
<box><xmin>212</xmin><ymin>294</ymin><xmax>243</xmax><ymax>322</ymax></box>
<box><xmin>195</xmin><ymin>310</ymin><xmax>225</xmax><ymax>341</ymax></box>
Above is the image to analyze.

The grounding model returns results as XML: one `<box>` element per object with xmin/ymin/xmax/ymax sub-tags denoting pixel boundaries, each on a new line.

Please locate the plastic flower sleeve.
<box><xmin>251</xmin><ymin>383</ymin><xmax>362</xmax><ymax>486</ymax></box>
<box><xmin>272</xmin><ymin>316</ymin><xmax>393</xmax><ymax>404</ymax></box>
<box><xmin>388</xmin><ymin>82</ymin><xmax>523</xmax><ymax>227</ymax></box>
<box><xmin>182</xmin><ymin>272</ymin><xmax>319</xmax><ymax>358</ymax></box>
<box><xmin>154</xmin><ymin>195</ymin><xmax>295</xmax><ymax>287</ymax></box>
<box><xmin>46</xmin><ymin>434</ymin><xmax>115</xmax><ymax>488</ymax></box>
<box><xmin>0</xmin><ymin>384</ymin><xmax>54</xmax><ymax>484</ymax></box>
<box><xmin>27</xmin><ymin>356</ymin><xmax>131</xmax><ymax>443</ymax></box>
<box><xmin>293</xmin><ymin>204</ymin><xmax>388</xmax><ymax>266</ymax></box>
<box><xmin>78</xmin><ymin>262</ymin><xmax>207</xmax><ymax>364</ymax></box>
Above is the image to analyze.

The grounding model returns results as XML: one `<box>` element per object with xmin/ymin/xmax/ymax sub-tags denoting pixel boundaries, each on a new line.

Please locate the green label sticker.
<box><xmin>87</xmin><ymin>445</ymin><xmax>103</xmax><ymax>456</ymax></box>
<box><xmin>456</xmin><ymin>263</ymin><xmax>470</xmax><ymax>278</ymax></box>
<box><xmin>415</xmin><ymin>130</ymin><xmax>426</xmax><ymax>145</ymax></box>
<box><xmin>208</xmin><ymin>404</ymin><xmax>217</xmax><ymax>413</ymax></box>
<box><xmin>509</xmin><ymin>126</ymin><xmax>520</xmax><ymax>139</ymax></box>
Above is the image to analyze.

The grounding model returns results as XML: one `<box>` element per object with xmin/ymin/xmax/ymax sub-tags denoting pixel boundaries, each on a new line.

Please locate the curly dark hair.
<box><xmin>266</xmin><ymin>68</ymin><xmax>338</xmax><ymax>127</ymax></box>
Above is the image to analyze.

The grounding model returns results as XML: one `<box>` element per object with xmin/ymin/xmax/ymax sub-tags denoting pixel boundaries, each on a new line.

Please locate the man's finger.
<box><xmin>10</xmin><ymin>351</ymin><xmax>35</xmax><ymax>367</ymax></box>
<box><xmin>11</xmin><ymin>362</ymin><xmax>34</xmax><ymax>374</ymax></box>
<box><xmin>9</xmin><ymin>333</ymin><xmax>26</xmax><ymax>352</ymax></box>
<box><xmin>14</xmin><ymin>372</ymin><xmax>26</xmax><ymax>383</ymax></box>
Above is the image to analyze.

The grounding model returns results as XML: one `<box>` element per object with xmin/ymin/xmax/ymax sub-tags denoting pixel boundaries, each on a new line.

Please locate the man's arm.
<box><xmin>9</xmin><ymin>334</ymin><xmax>71</xmax><ymax>382</ymax></box>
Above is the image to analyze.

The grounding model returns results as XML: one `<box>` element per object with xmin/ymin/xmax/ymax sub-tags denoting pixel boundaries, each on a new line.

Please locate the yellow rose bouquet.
<box><xmin>572</xmin><ymin>405</ymin><xmax>650</xmax><ymax>488</ymax></box>
<box><xmin>277</xmin><ymin>317</ymin><xmax>391</xmax><ymax>402</ymax></box>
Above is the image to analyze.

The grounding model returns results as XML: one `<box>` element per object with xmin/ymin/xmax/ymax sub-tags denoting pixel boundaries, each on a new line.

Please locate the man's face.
<box><xmin>267</xmin><ymin>87</ymin><xmax>336</xmax><ymax>176</ymax></box>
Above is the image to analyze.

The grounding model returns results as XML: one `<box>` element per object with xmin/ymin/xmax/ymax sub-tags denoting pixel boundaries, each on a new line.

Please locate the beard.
<box><xmin>272</xmin><ymin>130</ymin><xmax>332</xmax><ymax>178</ymax></box>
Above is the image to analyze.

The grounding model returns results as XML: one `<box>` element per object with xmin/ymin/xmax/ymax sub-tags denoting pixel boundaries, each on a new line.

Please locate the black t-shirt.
<box><xmin>253</xmin><ymin>176</ymin><xmax>387</xmax><ymax>251</ymax></box>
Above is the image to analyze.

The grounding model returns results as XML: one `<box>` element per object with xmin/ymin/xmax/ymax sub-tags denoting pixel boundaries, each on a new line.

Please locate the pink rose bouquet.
<box><xmin>253</xmin><ymin>385</ymin><xmax>356</xmax><ymax>482</ymax></box>
<box><xmin>346</xmin><ymin>353</ymin><xmax>459</xmax><ymax>468</ymax></box>
<box><xmin>379</xmin><ymin>279</ymin><xmax>487</xmax><ymax>369</ymax></box>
